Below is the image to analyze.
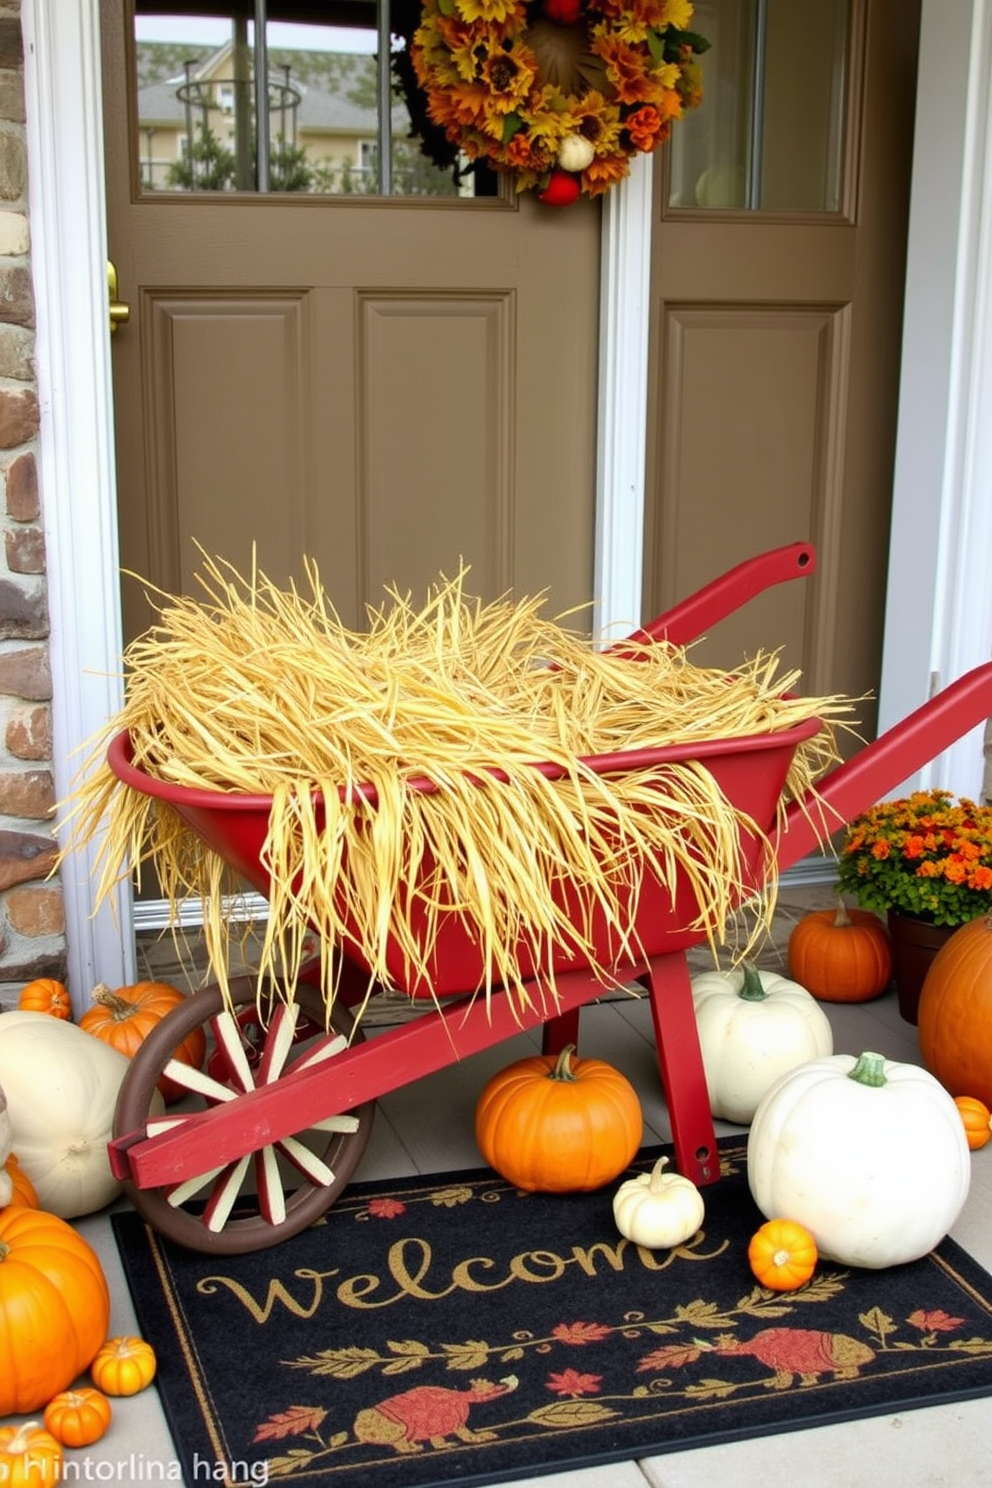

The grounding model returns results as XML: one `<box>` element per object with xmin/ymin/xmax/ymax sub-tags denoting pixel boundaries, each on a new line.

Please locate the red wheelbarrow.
<box><xmin>103</xmin><ymin>542</ymin><xmax>992</xmax><ymax>1254</ymax></box>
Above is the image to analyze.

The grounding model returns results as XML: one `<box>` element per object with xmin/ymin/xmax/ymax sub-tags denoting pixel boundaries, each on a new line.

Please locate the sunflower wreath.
<box><xmin>410</xmin><ymin>0</ymin><xmax>708</xmax><ymax>204</ymax></box>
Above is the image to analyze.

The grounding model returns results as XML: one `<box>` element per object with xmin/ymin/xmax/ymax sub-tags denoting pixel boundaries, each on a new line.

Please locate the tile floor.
<box><xmin>3</xmin><ymin>882</ymin><xmax>990</xmax><ymax>1487</ymax></box>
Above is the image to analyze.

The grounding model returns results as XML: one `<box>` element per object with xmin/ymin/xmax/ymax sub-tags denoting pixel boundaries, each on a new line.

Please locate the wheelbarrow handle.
<box><xmin>775</xmin><ymin>660</ymin><xmax>992</xmax><ymax>872</ymax></box>
<box><xmin>618</xmin><ymin>541</ymin><xmax>816</xmax><ymax>653</ymax></box>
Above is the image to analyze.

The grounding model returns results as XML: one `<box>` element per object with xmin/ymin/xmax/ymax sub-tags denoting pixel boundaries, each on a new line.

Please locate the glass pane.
<box><xmin>132</xmin><ymin>3</ymin><xmax>492</xmax><ymax>197</ymax></box>
<box><xmin>667</xmin><ymin>0</ymin><xmax>848</xmax><ymax>212</ymax></box>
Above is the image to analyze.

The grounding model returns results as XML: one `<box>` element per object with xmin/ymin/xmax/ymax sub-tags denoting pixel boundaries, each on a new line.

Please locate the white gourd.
<box><xmin>747</xmin><ymin>1049</ymin><xmax>971</xmax><ymax>1268</ymax></box>
<box><xmin>691</xmin><ymin>962</ymin><xmax>833</xmax><ymax>1124</ymax></box>
<box><xmin>612</xmin><ymin>1156</ymin><xmax>705</xmax><ymax>1248</ymax></box>
<box><xmin>0</xmin><ymin>1010</ymin><xmax>163</xmax><ymax>1217</ymax></box>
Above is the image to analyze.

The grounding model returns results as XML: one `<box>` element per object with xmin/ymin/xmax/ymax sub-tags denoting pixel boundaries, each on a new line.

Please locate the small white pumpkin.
<box><xmin>0</xmin><ymin>1080</ymin><xmax>13</xmax><ymax>1207</ymax></box>
<box><xmin>612</xmin><ymin>1155</ymin><xmax>705</xmax><ymax>1248</ymax></box>
<box><xmin>557</xmin><ymin>134</ymin><xmax>595</xmax><ymax>173</ymax></box>
<box><xmin>691</xmin><ymin>962</ymin><xmax>833</xmax><ymax>1124</ymax></box>
<box><xmin>0</xmin><ymin>1010</ymin><xmax>163</xmax><ymax>1217</ymax></box>
<box><xmin>747</xmin><ymin>1049</ymin><xmax>971</xmax><ymax>1268</ymax></box>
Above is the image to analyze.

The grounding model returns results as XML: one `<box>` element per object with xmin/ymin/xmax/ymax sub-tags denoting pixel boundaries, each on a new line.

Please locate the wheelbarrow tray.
<box><xmin>108</xmin><ymin>714</ymin><xmax>822</xmax><ymax>999</ymax></box>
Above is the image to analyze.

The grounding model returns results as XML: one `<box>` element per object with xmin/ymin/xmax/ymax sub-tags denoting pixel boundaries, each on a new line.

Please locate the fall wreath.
<box><xmin>410</xmin><ymin>0</ymin><xmax>708</xmax><ymax>204</ymax></box>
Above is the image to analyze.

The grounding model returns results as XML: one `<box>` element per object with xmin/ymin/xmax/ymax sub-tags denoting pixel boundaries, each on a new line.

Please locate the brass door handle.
<box><xmin>107</xmin><ymin>259</ymin><xmax>130</xmax><ymax>335</ymax></box>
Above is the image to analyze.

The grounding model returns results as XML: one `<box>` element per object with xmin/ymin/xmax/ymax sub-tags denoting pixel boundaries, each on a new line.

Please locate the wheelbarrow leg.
<box><xmin>639</xmin><ymin>951</ymin><xmax>719</xmax><ymax>1186</ymax></box>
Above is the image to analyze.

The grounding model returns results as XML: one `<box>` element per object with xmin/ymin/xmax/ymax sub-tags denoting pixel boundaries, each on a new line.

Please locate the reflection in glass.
<box><xmin>667</xmin><ymin>0</ymin><xmax>848</xmax><ymax>213</ymax></box>
<box><xmin>133</xmin><ymin>5</ymin><xmax>489</xmax><ymax>197</ymax></box>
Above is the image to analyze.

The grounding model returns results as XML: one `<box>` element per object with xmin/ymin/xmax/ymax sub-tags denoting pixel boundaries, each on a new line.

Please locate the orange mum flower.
<box><xmin>625</xmin><ymin>104</ymin><xmax>664</xmax><ymax>149</ymax></box>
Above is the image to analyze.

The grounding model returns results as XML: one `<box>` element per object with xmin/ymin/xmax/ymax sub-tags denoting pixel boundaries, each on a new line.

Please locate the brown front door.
<box><xmin>101</xmin><ymin>2</ymin><xmax>602</xmax><ymax>649</ymax></box>
<box><xmin>643</xmin><ymin>0</ymin><xmax>920</xmax><ymax>742</ymax></box>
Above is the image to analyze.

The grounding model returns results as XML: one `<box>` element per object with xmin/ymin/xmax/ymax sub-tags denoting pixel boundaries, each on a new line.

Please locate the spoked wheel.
<box><xmin>113</xmin><ymin>975</ymin><xmax>375</xmax><ymax>1255</ymax></box>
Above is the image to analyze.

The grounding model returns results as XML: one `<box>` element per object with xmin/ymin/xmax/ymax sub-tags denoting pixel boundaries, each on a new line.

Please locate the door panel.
<box><xmin>645</xmin><ymin>0</ymin><xmax>921</xmax><ymax>742</ymax></box>
<box><xmin>102</xmin><ymin>2</ymin><xmax>602</xmax><ymax>648</ymax></box>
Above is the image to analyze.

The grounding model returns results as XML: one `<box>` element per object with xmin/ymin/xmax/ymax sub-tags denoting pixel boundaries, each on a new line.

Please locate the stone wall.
<box><xmin>0</xmin><ymin>1</ymin><xmax>66</xmax><ymax>1006</ymax></box>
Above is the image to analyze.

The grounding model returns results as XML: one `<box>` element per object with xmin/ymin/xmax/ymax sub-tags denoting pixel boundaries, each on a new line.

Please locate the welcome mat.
<box><xmin>111</xmin><ymin>1139</ymin><xmax>992</xmax><ymax>1487</ymax></box>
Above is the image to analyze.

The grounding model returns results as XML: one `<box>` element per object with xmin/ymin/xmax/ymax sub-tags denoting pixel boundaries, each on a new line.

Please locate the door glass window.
<box><xmin>667</xmin><ymin>0</ymin><xmax>850</xmax><ymax>212</ymax></box>
<box><xmin>131</xmin><ymin>2</ymin><xmax>496</xmax><ymax>197</ymax></box>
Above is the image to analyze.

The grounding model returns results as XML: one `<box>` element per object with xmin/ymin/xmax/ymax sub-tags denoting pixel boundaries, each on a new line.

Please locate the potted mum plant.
<box><xmin>835</xmin><ymin>789</ymin><xmax>992</xmax><ymax>1023</ymax></box>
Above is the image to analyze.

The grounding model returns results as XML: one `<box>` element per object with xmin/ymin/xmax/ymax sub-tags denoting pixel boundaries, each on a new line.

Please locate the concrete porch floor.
<box><xmin>4</xmin><ymin>881</ymin><xmax>990</xmax><ymax>1486</ymax></box>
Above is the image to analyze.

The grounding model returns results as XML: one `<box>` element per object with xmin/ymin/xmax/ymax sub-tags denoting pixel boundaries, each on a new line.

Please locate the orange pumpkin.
<box><xmin>748</xmin><ymin>1217</ymin><xmax>818</xmax><ymax>1291</ymax></box>
<box><xmin>0</xmin><ymin>1206</ymin><xmax>111</xmax><ymax>1415</ymax></box>
<box><xmin>17</xmin><ymin>977</ymin><xmax>71</xmax><ymax>1019</ymax></box>
<box><xmin>787</xmin><ymin>901</ymin><xmax>892</xmax><ymax>1002</ymax></box>
<box><xmin>918</xmin><ymin>914</ymin><xmax>992</xmax><ymax>1105</ymax></box>
<box><xmin>78</xmin><ymin>980</ymin><xmax>206</xmax><ymax>1102</ymax></box>
<box><xmin>953</xmin><ymin>1094</ymin><xmax>992</xmax><ymax>1150</ymax></box>
<box><xmin>475</xmin><ymin>1043</ymin><xmax>643</xmax><ymax>1192</ymax></box>
<box><xmin>44</xmin><ymin>1386</ymin><xmax>113</xmax><ymax>1447</ymax></box>
<box><xmin>3</xmin><ymin>1152</ymin><xmax>39</xmax><ymax>1208</ymax></box>
<box><xmin>90</xmin><ymin>1335</ymin><xmax>158</xmax><ymax>1396</ymax></box>
<box><xmin>0</xmin><ymin>1421</ymin><xmax>63</xmax><ymax>1488</ymax></box>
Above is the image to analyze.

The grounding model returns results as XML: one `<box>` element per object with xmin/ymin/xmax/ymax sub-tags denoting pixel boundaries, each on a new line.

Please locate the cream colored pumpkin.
<box><xmin>557</xmin><ymin>134</ymin><xmax>596</xmax><ymax>173</ymax></box>
<box><xmin>612</xmin><ymin>1155</ymin><xmax>705</xmax><ymax>1248</ymax></box>
<box><xmin>0</xmin><ymin>1011</ymin><xmax>163</xmax><ymax>1217</ymax></box>
<box><xmin>747</xmin><ymin>1050</ymin><xmax>970</xmax><ymax>1268</ymax></box>
<box><xmin>691</xmin><ymin>963</ymin><xmax>833</xmax><ymax>1124</ymax></box>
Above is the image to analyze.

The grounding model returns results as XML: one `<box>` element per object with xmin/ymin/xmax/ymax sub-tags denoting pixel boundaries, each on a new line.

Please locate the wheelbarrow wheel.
<box><xmin>113</xmin><ymin>974</ymin><xmax>375</xmax><ymax>1255</ymax></box>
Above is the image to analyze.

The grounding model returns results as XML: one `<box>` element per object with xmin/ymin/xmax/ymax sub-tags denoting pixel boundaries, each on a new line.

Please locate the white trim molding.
<box><xmin>879</xmin><ymin>0</ymin><xmax>992</xmax><ymax>799</ymax></box>
<box><xmin>22</xmin><ymin>0</ymin><xmax>134</xmax><ymax>1005</ymax></box>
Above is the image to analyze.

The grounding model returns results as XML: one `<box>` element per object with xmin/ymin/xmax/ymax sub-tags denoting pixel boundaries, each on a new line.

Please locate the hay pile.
<box><xmin>63</xmin><ymin>558</ymin><xmax>852</xmax><ymax>1018</ymax></box>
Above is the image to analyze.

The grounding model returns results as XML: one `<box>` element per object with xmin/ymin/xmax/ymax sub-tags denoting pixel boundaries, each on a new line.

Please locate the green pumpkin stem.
<box><xmin>738</xmin><ymin>962</ymin><xmax>768</xmax><ymax>1001</ymax></box>
<box><xmin>847</xmin><ymin>1050</ymin><xmax>887</xmax><ymax>1088</ymax></box>
<box><xmin>549</xmin><ymin>1044</ymin><xmax>579</xmax><ymax>1081</ymax></box>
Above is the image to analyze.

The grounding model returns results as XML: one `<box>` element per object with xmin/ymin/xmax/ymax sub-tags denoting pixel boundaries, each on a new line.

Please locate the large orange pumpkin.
<box><xmin>78</xmin><ymin>981</ymin><xmax>206</xmax><ymax>1103</ymax></box>
<box><xmin>0</xmin><ymin>1205</ymin><xmax>111</xmax><ymax>1415</ymax></box>
<box><xmin>787</xmin><ymin>902</ymin><xmax>892</xmax><ymax>1002</ymax></box>
<box><xmin>918</xmin><ymin>914</ymin><xmax>992</xmax><ymax>1104</ymax></box>
<box><xmin>475</xmin><ymin>1044</ymin><xmax>643</xmax><ymax>1192</ymax></box>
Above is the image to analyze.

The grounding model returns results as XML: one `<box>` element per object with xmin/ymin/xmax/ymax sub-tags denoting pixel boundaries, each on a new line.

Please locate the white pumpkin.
<box><xmin>747</xmin><ymin>1049</ymin><xmax>971</xmax><ymax>1268</ymax></box>
<box><xmin>557</xmin><ymin>134</ymin><xmax>596</xmax><ymax>173</ymax></box>
<box><xmin>0</xmin><ymin>1010</ymin><xmax>163</xmax><ymax>1217</ymax></box>
<box><xmin>0</xmin><ymin>1079</ymin><xmax>12</xmax><ymax>1206</ymax></box>
<box><xmin>612</xmin><ymin>1155</ymin><xmax>705</xmax><ymax>1248</ymax></box>
<box><xmin>691</xmin><ymin>962</ymin><xmax>833</xmax><ymax>1124</ymax></box>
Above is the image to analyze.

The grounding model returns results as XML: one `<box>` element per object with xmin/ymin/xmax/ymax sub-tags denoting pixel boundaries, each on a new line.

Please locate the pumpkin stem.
<box><xmin>0</xmin><ymin>1238</ymin><xmax>8</xmax><ymax>1262</ymax></box>
<box><xmin>737</xmin><ymin>962</ymin><xmax>768</xmax><ymax>1001</ymax></box>
<box><xmin>549</xmin><ymin>1044</ymin><xmax>579</xmax><ymax>1082</ymax></box>
<box><xmin>90</xmin><ymin>983</ymin><xmax>136</xmax><ymax>1020</ymax></box>
<box><xmin>3</xmin><ymin>1421</ymin><xmax>44</xmax><ymax>1451</ymax></box>
<box><xmin>646</xmin><ymin>1155</ymin><xmax>671</xmax><ymax>1191</ymax></box>
<box><xmin>847</xmin><ymin>1050</ymin><xmax>887</xmax><ymax>1088</ymax></box>
<box><xmin>833</xmin><ymin>898</ymin><xmax>853</xmax><ymax>928</ymax></box>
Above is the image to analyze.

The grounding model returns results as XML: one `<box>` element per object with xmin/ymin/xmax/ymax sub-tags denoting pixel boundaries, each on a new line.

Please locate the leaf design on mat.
<box><xmin>254</xmin><ymin>1405</ymin><xmax>327</xmax><ymax>1442</ymax></box>
<box><xmin>430</xmin><ymin>1185</ymin><xmax>475</xmax><ymax>1207</ymax></box>
<box><xmin>527</xmin><ymin>1401</ymin><xmax>619</xmax><ymax>1428</ymax></box>
<box><xmin>286</xmin><ymin>1346</ymin><xmax>383</xmax><ymax>1378</ymax></box>
<box><xmin>859</xmin><ymin>1306</ymin><xmax>897</xmax><ymax>1346</ymax></box>
<box><xmin>383</xmin><ymin>1340</ymin><xmax>432</xmax><ymax>1375</ymax></box>
<box><xmin>441</xmin><ymin>1340</ymin><xmax>493</xmax><ymax>1370</ymax></box>
<box><xmin>265</xmin><ymin>1447</ymin><xmax>319</xmax><ymax>1476</ymax></box>
<box><xmin>686</xmin><ymin>1378</ymin><xmax>738</xmax><ymax>1399</ymax></box>
<box><xmin>636</xmin><ymin>1342</ymin><xmax>702</xmax><ymax>1372</ymax></box>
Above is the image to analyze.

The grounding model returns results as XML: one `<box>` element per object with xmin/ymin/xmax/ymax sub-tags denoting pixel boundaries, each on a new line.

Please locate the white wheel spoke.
<box><xmin>308</xmin><ymin>1113</ymin><xmax>361</xmax><ymax>1134</ymax></box>
<box><xmin>276</xmin><ymin>1135</ymin><xmax>335</xmax><ymax>1186</ymax></box>
<box><xmin>204</xmin><ymin>1155</ymin><xmax>252</xmax><ymax>1232</ymax></box>
<box><xmin>292</xmin><ymin>1032</ymin><xmax>347</xmax><ymax>1071</ymax></box>
<box><xmin>210</xmin><ymin>1010</ymin><xmax>257</xmax><ymax>1092</ymax></box>
<box><xmin>161</xmin><ymin>1059</ymin><xmax>238</xmax><ymax>1102</ymax></box>
<box><xmin>256</xmin><ymin>1145</ymin><xmax>286</xmax><ymax>1225</ymax></box>
<box><xmin>256</xmin><ymin>1003</ymin><xmax>301</xmax><ymax>1084</ymax></box>
<box><xmin>167</xmin><ymin>1165</ymin><xmax>227</xmax><ymax>1207</ymax></box>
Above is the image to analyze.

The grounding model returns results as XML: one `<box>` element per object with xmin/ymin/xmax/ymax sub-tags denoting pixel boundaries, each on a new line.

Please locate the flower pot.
<box><xmin>886</xmin><ymin>911</ymin><xmax>957</xmax><ymax>1024</ymax></box>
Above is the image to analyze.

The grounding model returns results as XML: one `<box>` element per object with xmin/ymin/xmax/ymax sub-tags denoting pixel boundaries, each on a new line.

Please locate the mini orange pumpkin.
<box><xmin>0</xmin><ymin>1421</ymin><xmax>63</xmax><ymax>1488</ymax></box>
<box><xmin>44</xmin><ymin>1386</ymin><xmax>113</xmax><ymax>1447</ymax></box>
<box><xmin>748</xmin><ymin>1217</ymin><xmax>818</xmax><ymax>1291</ymax></box>
<box><xmin>2</xmin><ymin>1152</ymin><xmax>39</xmax><ymax>1208</ymax></box>
<box><xmin>918</xmin><ymin>915</ymin><xmax>992</xmax><ymax>1104</ymax></box>
<box><xmin>954</xmin><ymin>1094</ymin><xmax>992</xmax><ymax>1150</ymax></box>
<box><xmin>18</xmin><ymin>978</ymin><xmax>72</xmax><ymax>1020</ymax></box>
<box><xmin>787</xmin><ymin>901</ymin><xmax>892</xmax><ymax>1002</ymax></box>
<box><xmin>475</xmin><ymin>1044</ymin><xmax>643</xmax><ymax>1192</ymax></box>
<box><xmin>78</xmin><ymin>981</ymin><xmax>206</xmax><ymax>1102</ymax></box>
<box><xmin>90</xmin><ymin>1335</ymin><xmax>158</xmax><ymax>1396</ymax></box>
